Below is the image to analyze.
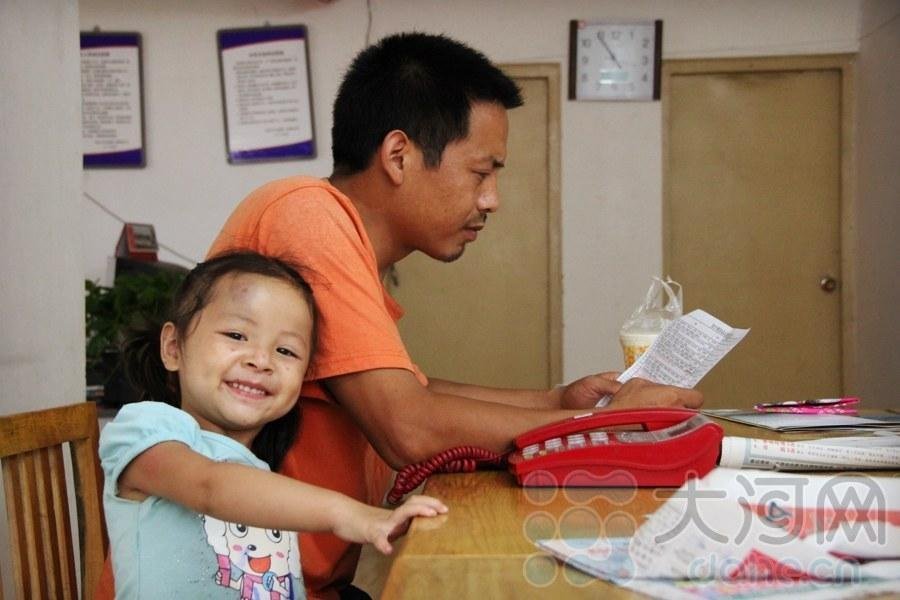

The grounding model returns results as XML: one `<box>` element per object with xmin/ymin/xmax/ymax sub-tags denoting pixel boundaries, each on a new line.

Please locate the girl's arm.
<box><xmin>118</xmin><ymin>441</ymin><xmax>447</xmax><ymax>554</ymax></box>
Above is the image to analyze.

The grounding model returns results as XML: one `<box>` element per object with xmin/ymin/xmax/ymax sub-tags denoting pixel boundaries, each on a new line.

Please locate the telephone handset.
<box><xmin>386</xmin><ymin>408</ymin><xmax>723</xmax><ymax>504</ymax></box>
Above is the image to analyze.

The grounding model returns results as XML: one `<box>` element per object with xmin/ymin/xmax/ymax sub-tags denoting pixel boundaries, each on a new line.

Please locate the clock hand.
<box><xmin>599</xmin><ymin>37</ymin><xmax>622</xmax><ymax>69</ymax></box>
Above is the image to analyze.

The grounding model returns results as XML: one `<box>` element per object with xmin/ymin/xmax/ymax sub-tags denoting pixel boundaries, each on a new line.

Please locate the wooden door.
<box><xmin>663</xmin><ymin>56</ymin><xmax>855</xmax><ymax>409</ymax></box>
<box><xmin>388</xmin><ymin>64</ymin><xmax>561</xmax><ymax>389</ymax></box>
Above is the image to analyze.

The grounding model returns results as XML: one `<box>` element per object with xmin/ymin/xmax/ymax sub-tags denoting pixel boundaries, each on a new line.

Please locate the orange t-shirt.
<box><xmin>95</xmin><ymin>176</ymin><xmax>427</xmax><ymax>600</ymax></box>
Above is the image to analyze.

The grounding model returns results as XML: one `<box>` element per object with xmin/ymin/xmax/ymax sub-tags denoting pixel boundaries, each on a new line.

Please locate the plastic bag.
<box><xmin>619</xmin><ymin>276</ymin><xmax>683</xmax><ymax>367</ymax></box>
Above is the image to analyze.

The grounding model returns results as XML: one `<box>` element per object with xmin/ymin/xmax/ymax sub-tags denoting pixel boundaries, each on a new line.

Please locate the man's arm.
<box><xmin>426</xmin><ymin>377</ymin><xmax>565</xmax><ymax>409</ymax></box>
<box><xmin>325</xmin><ymin>368</ymin><xmax>702</xmax><ymax>468</ymax></box>
<box><xmin>428</xmin><ymin>374</ymin><xmax>702</xmax><ymax>411</ymax></box>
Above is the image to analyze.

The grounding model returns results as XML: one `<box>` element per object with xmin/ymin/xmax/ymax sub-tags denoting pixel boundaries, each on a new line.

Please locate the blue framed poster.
<box><xmin>80</xmin><ymin>31</ymin><xmax>146</xmax><ymax>168</ymax></box>
<box><xmin>217</xmin><ymin>25</ymin><xmax>316</xmax><ymax>163</ymax></box>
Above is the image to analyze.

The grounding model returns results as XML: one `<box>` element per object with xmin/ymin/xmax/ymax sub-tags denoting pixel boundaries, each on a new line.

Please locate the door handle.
<box><xmin>388</xmin><ymin>265</ymin><xmax>400</xmax><ymax>288</ymax></box>
<box><xmin>820</xmin><ymin>276</ymin><xmax>838</xmax><ymax>293</ymax></box>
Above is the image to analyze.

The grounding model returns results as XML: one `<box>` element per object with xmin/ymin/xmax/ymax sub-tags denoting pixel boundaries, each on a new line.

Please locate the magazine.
<box><xmin>536</xmin><ymin>468</ymin><xmax>900</xmax><ymax>598</ymax></box>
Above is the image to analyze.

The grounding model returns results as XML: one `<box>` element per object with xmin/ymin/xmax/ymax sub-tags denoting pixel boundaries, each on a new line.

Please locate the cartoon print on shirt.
<box><xmin>204</xmin><ymin>515</ymin><xmax>300</xmax><ymax>599</ymax></box>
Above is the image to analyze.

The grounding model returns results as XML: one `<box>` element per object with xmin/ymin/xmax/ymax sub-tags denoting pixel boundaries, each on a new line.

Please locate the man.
<box><xmin>98</xmin><ymin>32</ymin><xmax>701</xmax><ymax>600</ymax></box>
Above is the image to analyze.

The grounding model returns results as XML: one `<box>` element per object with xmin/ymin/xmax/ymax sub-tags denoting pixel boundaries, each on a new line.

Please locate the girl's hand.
<box><xmin>333</xmin><ymin>495</ymin><xmax>448</xmax><ymax>554</ymax></box>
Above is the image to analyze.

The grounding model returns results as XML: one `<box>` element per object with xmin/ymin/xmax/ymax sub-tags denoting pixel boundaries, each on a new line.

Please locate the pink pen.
<box><xmin>754</xmin><ymin>397</ymin><xmax>859</xmax><ymax>415</ymax></box>
<box><xmin>754</xmin><ymin>406</ymin><xmax>859</xmax><ymax>415</ymax></box>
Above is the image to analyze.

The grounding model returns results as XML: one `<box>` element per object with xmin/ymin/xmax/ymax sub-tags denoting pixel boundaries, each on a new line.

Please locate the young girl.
<box><xmin>99</xmin><ymin>252</ymin><xmax>447</xmax><ymax>599</ymax></box>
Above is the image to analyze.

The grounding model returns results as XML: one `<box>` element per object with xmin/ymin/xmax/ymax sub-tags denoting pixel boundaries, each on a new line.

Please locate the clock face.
<box><xmin>569</xmin><ymin>20</ymin><xmax>662</xmax><ymax>101</ymax></box>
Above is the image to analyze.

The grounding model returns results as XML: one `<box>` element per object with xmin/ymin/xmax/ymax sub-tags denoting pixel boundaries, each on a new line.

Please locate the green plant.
<box><xmin>85</xmin><ymin>270</ymin><xmax>185</xmax><ymax>378</ymax></box>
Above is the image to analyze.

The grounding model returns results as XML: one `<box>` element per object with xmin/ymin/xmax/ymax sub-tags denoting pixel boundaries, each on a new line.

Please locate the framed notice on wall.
<box><xmin>80</xmin><ymin>31</ymin><xmax>146</xmax><ymax>168</ymax></box>
<box><xmin>217</xmin><ymin>25</ymin><xmax>316</xmax><ymax>163</ymax></box>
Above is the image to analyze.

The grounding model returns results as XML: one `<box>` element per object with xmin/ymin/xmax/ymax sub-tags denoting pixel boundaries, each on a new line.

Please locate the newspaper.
<box><xmin>538</xmin><ymin>538</ymin><xmax>900</xmax><ymax>599</ymax></box>
<box><xmin>536</xmin><ymin>468</ymin><xmax>900</xmax><ymax>598</ymax></box>
<box><xmin>719</xmin><ymin>435</ymin><xmax>900</xmax><ymax>471</ymax></box>
<box><xmin>598</xmin><ymin>309</ymin><xmax>748</xmax><ymax>407</ymax></box>
<box><xmin>702</xmin><ymin>409</ymin><xmax>900</xmax><ymax>432</ymax></box>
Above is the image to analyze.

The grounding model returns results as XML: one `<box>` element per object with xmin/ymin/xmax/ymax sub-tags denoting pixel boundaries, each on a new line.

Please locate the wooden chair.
<box><xmin>0</xmin><ymin>402</ymin><xmax>108</xmax><ymax>600</ymax></box>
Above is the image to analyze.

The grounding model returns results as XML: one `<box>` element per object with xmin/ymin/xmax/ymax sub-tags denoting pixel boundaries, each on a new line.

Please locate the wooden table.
<box><xmin>380</xmin><ymin>417</ymin><xmax>898</xmax><ymax>599</ymax></box>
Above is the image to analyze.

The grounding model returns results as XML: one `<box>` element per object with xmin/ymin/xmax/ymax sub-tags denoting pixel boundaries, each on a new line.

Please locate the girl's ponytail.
<box><xmin>122</xmin><ymin>319</ymin><xmax>179</xmax><ymax>407</ymax></box>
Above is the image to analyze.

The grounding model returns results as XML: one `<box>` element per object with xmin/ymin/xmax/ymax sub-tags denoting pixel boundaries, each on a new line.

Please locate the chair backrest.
<box><xmin>0</xmin><ymin>402</ymin><xmax>109</xmax><ymax>600</ymax></box>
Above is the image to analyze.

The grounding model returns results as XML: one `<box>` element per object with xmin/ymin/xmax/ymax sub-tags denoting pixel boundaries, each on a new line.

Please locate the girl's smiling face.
<box><xmin>160</xmin><ymin>272</ymin><xmax>314</xmax><ymax>446</ymax></box>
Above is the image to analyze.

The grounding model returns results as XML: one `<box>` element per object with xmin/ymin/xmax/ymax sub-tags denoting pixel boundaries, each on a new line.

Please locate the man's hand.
<box><xmin>557</xmin><ymin>374</ymin><xmax>702</xmax><ymax>411</ymax></box>
<box><xmin>557</xmin><ymin>372</ymin><xmax>622</xmax><ymax>409</ymax></box>
<box><xmin>609</xmin><ymin>378</ymin><xmax>703</xmax><ymax>410</ymax></box>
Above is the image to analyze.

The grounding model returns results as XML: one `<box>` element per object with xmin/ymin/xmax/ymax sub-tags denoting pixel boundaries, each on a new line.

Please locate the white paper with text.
<box><xmin>598</xmin><ymin>309</ymin><xmax>748</xmax><ymax>407</ymax></box>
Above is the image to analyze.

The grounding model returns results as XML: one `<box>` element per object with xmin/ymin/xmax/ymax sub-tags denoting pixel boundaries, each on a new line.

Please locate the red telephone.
<box><xmin>508</xmin><ymin>408</ymin><xmax>723</xmax><ymax>488</ymax></box>
<box><xmin>387</xmin><ymin>408</ymin><xmax>723</xmax><ymax>503</ymax></box>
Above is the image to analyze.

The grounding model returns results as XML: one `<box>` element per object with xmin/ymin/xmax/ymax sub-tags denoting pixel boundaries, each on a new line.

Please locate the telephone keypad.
<box><xmin>545</xmin><ymin>437</ymin><xmax>564</xmax><ymax>451</ymax></box>
<box><xmin>566</xmin><ymin>434</ymin><xmax>586</xmax><ymax>448</ymax></box>
<box><xmin>520</xmin><ymin>429</ymin><xmax>611</xmax><ymax>460</ymax></box>
<box><xmin>589</xmin><ymin>431</ymin><xmax>609</xmax><ymax>445</ymax></box>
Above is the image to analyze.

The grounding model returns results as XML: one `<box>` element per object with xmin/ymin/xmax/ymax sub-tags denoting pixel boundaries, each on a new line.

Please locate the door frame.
<box><xmin>501</xmin><ymin>63</ymin><xmax>563</xmax><ymax>385</ymax></box>
<box><xmin>661</xmin><ymin>54</ymin><xmax>857</xmax><ymax>391</ymax></box>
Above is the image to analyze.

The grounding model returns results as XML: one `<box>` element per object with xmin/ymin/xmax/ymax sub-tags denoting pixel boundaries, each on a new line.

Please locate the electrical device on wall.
<box><xmin>568</xmin><ymin>19</ymin><xmax>663</xmax><ymax>101</ymax></box>
<box><xmin>115</xmin><ymin>223</ymin><xmax>158</xmax><ymax>262</ymax></box>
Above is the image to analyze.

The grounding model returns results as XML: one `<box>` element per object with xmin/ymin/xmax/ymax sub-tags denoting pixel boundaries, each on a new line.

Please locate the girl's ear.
<box><xmin>378</xmin><ymin>129</ymin><xmax>412</xmax><ymax>186</ymax></box>
<box><xmin>159</xmin><ymin>322</ymin><xmax>181</xmax><ymax>372</ymax></box>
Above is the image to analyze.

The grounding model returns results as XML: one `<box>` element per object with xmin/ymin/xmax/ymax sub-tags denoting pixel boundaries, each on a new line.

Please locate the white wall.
<box><xmin>0</xmin><ymin>1</ymin><xmax>887</xmax><ymax>593</ymax></box>
<box><xmin>855</xmin><ymin>0</ymin><xmax>900</xmax><ymax>408</ymax></box>
<box><xmin>79</xmin><ymin>0</ymin><xmax>864</xmax><ymax>382</ymax></box>
<box><xmin>1</xmin><ymin>0</ymin><xmax>83</xmax><ymax>408</ymax></box>
<box><xmin>0</xmin><ymin>1</ymin><xmax>83</xmax><ymax>596</ymax></box>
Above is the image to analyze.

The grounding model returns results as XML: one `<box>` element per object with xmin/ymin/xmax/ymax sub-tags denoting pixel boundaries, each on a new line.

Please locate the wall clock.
<box><xmin>568</xmin><ymin>19</ymin><xmax>663</xmax><ymax>101</ymax></box>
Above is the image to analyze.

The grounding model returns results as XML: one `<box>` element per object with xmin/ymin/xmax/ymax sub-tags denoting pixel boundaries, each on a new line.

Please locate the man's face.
<box><xmin>398</xmin><ymin>101</ymin><xmax>509</xmax><ymax>262</ymax></box>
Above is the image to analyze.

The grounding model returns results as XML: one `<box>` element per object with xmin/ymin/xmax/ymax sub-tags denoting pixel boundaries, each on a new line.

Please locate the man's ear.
<box><xmin>378</xmin><ymin>130</ymin><xmax>412</xmax><ymax>186</ymax></box>
<box><xmin>160</xmin><ymin>322</ymin><xmax>181</xmax><ymax>372</ymax></box>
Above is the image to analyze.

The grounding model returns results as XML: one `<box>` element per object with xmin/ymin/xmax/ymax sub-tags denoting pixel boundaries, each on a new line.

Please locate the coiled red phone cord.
<box><xmin>386</xmin><ymin>446</ymin><xmax>507</xmax><ymax>505</ymax></box>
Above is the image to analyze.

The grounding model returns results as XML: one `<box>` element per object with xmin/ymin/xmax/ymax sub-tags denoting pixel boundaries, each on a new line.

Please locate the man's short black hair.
<box><xmin>331</xmin><ymin>32</ymin><xmax>523</xmax><ymax>176</ymax></box>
